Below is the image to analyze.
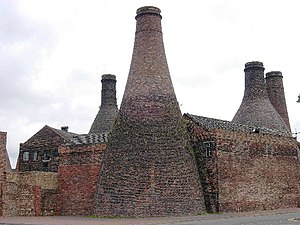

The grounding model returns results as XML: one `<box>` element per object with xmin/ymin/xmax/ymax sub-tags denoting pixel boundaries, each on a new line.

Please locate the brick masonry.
<box><xmin>2</xmin><ymin>172</ymin><xmax>57</xmax><ymax>216</ymax></box>
<box><xmin>0</xmin><ymin>132</ymin><xmax>11</xmax><ymax>216</ymax></box>
<box><xmin>1</xmin><ymin>6</ymin><xmax>300</xmax><ymax>218</ymax></box>
<box><xmin>232</xmin><ymin>62</ymin><xmax>289</xmax><ymax>132</ymax></box>
<box><xmin>265</xmin><ymin>71</ymin><xmax>291</xmax><ymax>131</ymax></box>
<box><xmin>89</xmin><ymin>74</ymin><xmax>118</xmax><ymax>134</ymax></box>
<box><xmin>18</xmin><ymin>125</ymin><xmax>75</xmax><ymax>172</ymax></box>
<box><xmin>94</xmin><ymin>6</ymin><xmax>205</xmax><ymax>217</ymax></box>
<box><xmin>57</xmin><ymin>143</ymin><xmax>106</xmax><ymax>216</ymax></box>
<box><xmin>186</xmin><ymin>114</ymin><xmax>300</xmax><ymax>213</ymax></box>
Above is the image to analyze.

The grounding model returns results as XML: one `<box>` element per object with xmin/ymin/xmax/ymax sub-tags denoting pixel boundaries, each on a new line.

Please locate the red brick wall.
<box><xmin>57</xmin><ymin>143</ymin><xmax>106</xmax><ymax>216</ymax></box>
<box><xmin>33</xmin><ymin>186</ymin><xmax>41</xmax><ymax>216</ymax></box>
<box><xmin>190</xmin><ymin>122</ymin><xmax>300</xmax><ymax>212</ymax></box>
<box><xmin>216</xmin><ymin>130</ymin><xmax>300</xmax><ymax>212</ymax></box>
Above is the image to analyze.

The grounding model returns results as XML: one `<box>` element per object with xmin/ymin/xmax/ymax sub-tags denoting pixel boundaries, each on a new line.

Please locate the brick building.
<box><xmin>18</xmin><ymin>125</ymin><xmax>76</xmax><ymax>172</ymax></box>
<box><xmin>184</xmin><ymin>114</ymin><xmax>299</xmax><ymax>212</ymax></box>
<box><xmin>57</xmin><ymin>133</ymin><xmax>107</xmax><ymax>216</ymax></box>
<box><xmin>0</xmin><ymin>5</ymin><xmax>299</xmax><ymax>218</ymax></box>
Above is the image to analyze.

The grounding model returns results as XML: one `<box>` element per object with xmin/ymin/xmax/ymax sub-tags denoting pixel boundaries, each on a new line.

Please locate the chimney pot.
<box><xmin>61</xmin><ymin>126</ymin><xmax>69</xmax><ymax>132</ymax></box>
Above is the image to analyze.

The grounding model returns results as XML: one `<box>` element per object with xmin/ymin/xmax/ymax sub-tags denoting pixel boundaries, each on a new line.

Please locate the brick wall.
<box><xmin>57</xmin><ymin>143</ymin><xmax>106</xmax><ymax>216</ymax></box>
<box><xmin>2</xmin><ymin>171</ymin><xmax>58</xmax><ymax>216</ymax></box>
<box><xmin>0</xmin><ymin>131</ymin><xmax>11</xmax><ymax>216</ymax></box>
<box><xmin>216</xmin><ymin>129</ymin><xmax>299</xmax><ymax>212</ymax></box>
<box><xmin>189</xmin><ymin>119</ymin><xmax>300</xmax><ymax>212</ymax></box>
<box><xmin>0</xmin><ymin>132</ymin><xmax>6</xmax><ymax>216</ymax></box>
<box><xmin>18</xmin><ymin>126</ymin><xmax>72</xmax><ymax>172</ymax></box>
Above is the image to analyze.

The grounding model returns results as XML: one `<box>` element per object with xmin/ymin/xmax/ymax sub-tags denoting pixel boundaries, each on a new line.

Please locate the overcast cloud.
<box><xmin>1</xmin><ymin>0</ymin><xmax>300</xmax><ymax>167</ymax></box>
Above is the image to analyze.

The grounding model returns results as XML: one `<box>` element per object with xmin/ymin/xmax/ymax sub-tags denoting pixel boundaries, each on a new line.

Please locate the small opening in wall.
<box><xmin>22</xmin><ymin>151</ymin><xmax>29</xmax><ymax>161</ymax></box>
<box><xmin>33</xmin><ymin>151</ymin><xmax>39</xmax><ymax>161</ymax></box>
<box><xmin>53</xmin><ymin>149</ymin><xmax>59</xmax><ymax>161</ymax></box>
<box><xmin>203</xmin><ymin>141</ymin><xmax>214</xmax><ymax>158</ymax></box>
<box><xmin>42</xmin><ymin>150</ymin><xmax>51</xmax><ymax>162</ymax></box>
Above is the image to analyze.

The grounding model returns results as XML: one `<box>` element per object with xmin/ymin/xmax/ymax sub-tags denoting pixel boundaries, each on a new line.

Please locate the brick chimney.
<box><xmin>61</xmin><ymin>126</ymin><xmax>69</xmax><ymax>132</ymax></box>
<box><xmin>232</xmin><ymin>61</ymin><xmax>289</xmax><ymax>132</ymax></box>
<box><xmin>265</xmin><ymin>71</ymin><xmax>291</xmax><ymax>131</ymax></box>
<box><xmin>94</xmin><ymin>6</ymin><xmax>205</xmax><ymax>217</ymax></box>
<box><xmin>89</xmin><ymin>74</ymin><xmax>118</xmax><ymax>134</ymax></box>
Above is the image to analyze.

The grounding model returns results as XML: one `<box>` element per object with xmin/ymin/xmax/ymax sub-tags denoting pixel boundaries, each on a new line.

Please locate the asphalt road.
<box><xmin>1</xmin><ymin>208</ymin><xmax>300</xmax><ymax>225</ymax></box>
<box><xmin>169</xmin><ymin>212</ymin><xmax>300</xmax><ymax>225</ymax></box>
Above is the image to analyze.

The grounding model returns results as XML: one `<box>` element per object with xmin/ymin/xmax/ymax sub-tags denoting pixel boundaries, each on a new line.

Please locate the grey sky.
<box><xmin>1</xmin><ymin>0</ymin><xmax>300</xmax><ymax>167</ymax></box>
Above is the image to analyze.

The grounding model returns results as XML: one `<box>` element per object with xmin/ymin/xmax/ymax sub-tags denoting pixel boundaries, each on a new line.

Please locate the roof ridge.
<box><xmin>184</xmin><ymin>113</ymin><xmax>291</xmax><ymax>137</ymax></box>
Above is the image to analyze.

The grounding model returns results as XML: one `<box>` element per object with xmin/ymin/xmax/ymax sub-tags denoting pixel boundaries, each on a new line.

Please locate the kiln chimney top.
<box><xmin>136</xmin><ymin>6</ymin><xmax>161</xmax><ymax>18</ymax></box>
<box><xmin>244</xmin><ymin>61</ymin><xmax>264</xmax><ymax>71</ymax></box>
<box><xmin>101</xmin><ymin>74</ymin><xmax>116</xmax><ymax>81</ymax></box>
<box><xmin>265</xmin><ymin>71</ymin><xmax>283</xmax><ymax>78</ymax></box>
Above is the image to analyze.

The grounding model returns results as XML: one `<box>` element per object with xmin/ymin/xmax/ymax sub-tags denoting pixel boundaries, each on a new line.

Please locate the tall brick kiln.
<box><xmin>232</xmin><ymin>61</ymin><xmax>289</xmax><ymax>132</ymax></box>
<box><xmin>94</xmin><ymin>6</ymin><xmax>205</xmax><ymax>217</ymax></box>
<box><xmin>265</xmin><ymin>71</ymin><xmax>291</xmax><ymax>131</ymax></box>
<box><xmin>185</xmin><ymin>61</ymin><xmax>299</xmax><ymax>212</ymax></box>
<box><xmin>89</xmin><ymin>74</ymin><xmax>118</xmax><ymax>134</ymax></box>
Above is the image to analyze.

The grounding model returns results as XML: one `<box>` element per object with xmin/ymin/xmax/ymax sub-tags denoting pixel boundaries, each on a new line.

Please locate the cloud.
<box><xmin>0</xmin><ymin>1</ymin><xmax>56</xmax><ymax>167</ymax></box>
<box><xmin>2</xmin><ymin>0</ymin><xmax>300</xmax><ymax>168</ymax></box>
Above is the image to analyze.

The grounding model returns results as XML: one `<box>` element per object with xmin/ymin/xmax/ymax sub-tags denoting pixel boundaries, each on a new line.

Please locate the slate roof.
<box><xmin>67</xmin><ymin>133</ymin><xmax>108</xmax><ymax>145</ymax></box>
<box><xmin>47</xmin><ymin>126</ymin><xmax>77</xmax><ymax>141</ymax></box>
<box><xmin>184</xmin><ymin>113</ymin><xmax>292</xmax><ymax>138</ymax></box>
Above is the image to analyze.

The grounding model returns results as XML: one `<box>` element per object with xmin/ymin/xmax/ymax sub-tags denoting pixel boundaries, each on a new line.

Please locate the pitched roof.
<box><xmin>67</xmin><ymin>133</ymin><xmax>108</xmax><ymax>145</ymax></box>
<box><xmin>48</xmin><ymin>126</ymin><xmax>77</xmax><ymax>141</ymax></box>
<box><xmin>22</xmin><ymin>125</ymin><xmax>78</xmax><ymax>146</ymax></box>
<box><xmin>184</xmin><ymin>113</ymin><xmax>291</xmax><ymax>137</ymax></box>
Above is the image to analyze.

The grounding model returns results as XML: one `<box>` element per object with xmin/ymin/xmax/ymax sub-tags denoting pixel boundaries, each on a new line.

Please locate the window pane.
<box><xmin>33</xmin><ymin>151</ymin><xmax>39</xmax><ymax>161</ymax></box>
<box><xmin>43</xmin><ymin>150</ymin><xmax>51</xmax><ymax>161</ymax></box>
<box><xmin>53</xmin><ymin>149</ymin><xmax>59</xmax><ymax>160</ymax></box>
<box><xmin>23</xmin><ymin>151</ymin><xmax>29</xmax><ymax>161</ymax></box>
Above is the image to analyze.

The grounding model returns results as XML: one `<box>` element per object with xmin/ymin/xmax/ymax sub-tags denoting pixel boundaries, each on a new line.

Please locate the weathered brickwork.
<box><xmin>57</xmin><ymin>142</ymin><xmax>106</xmax><ymax>216</ymax></box>
<box><xmin>89</xmin><ymin>74</ymin><xmax>118</xmax><ymax>134</ymax></box>
<box><xmin>0</xmin><ymin>132</ymin><xmax>11</xmax><ymax>216</ymax></box>
<box><xmin>18</xmin><ymin>125</ymin><xmax>75</xmax><ymax>172</ymax></box>
<box><xmin>217</xmin><ymin>136</ymin><xmax>299</xmax><ymax>212</ymax></box>
<box><xmin>2</xmin><ymin>172</ymin><xmax>57</xmax><ymax>216</ymax></box>
<box><xmin>186</xmin><ymin>114</ymin><xmax>300</xmax><ymax>213</ymax></box>
<box><xmin>232</xmin><ymin>62</ymin><xmax>289</xmax><ymax>132</ymax></box>
<box><xmin>94</xmin><ymin>6</ymin><xmax>205</xmax><ymax>217</ymax></box>
<box><xmin>2</xmin><ymin>6</ymin><xmax>300</xmax><ymax>218</ymax></box>
<box><xmin>265</xmin><ymin>71</ymin><xmax>291</xmax><ymax>131</ymax></box>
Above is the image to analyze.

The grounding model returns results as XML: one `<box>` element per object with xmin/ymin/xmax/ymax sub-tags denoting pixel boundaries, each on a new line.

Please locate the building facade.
<box><xmin>0</xmin><ymin>6</ymin><xmax>299</xmax><ymax>217</ymax></box>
